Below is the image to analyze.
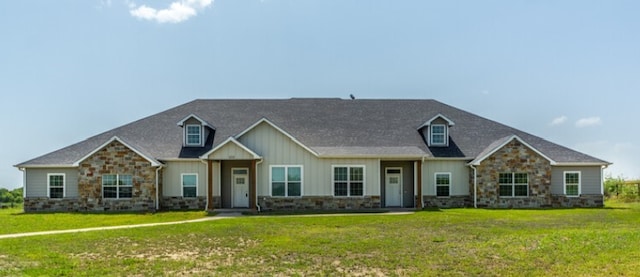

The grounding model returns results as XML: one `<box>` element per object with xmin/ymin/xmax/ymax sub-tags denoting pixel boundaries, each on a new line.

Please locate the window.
<box><xmin>499</xmin><ymin>173</ymin><xmax>528</xmax><ymax>197</ymax></box>
<box><xmin>47</xmin><ymin>174</ymin><xmax>65</xmax><ymax>199</ymax></box>
<box><xmin>564</xmin><ymin>171</ymin><xmax>581</xmax><ymax>197</ymax></box>
<box><xmin>431</xmin><ymin>124</ymin><xmax>447</xmax><ymax>146</ymax></box>
<box><xmin>271</xmin><ymin>166</ymin><xmax>302</xmax><ymax>197</ymax></box>
<box><xmin>182</xmin><ymin>174</ymin><xmax>198</xmax><ymax>198</ymax></box>
<box><xmin>185</xmin><ymin>124</ymin><xmax>202</xmax><ymax>146</ymax></box>
<box><xmin>333</xmin><ymin>166</ymin><xmax>364</xmax><ymax>196</ymax></box>
<box><xmin>102</xmin><ymin>174</ymin><xmax>133</xmax><ymax>199</ymax></box>
<box><xmin>435</xmin><ymin>172</ymin><xmax>451</xmax><ymax>197</ymax></box>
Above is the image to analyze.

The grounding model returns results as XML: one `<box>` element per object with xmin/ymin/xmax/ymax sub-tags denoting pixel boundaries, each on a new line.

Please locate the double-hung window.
<box><xmin>431</xmin><ymin>124</ymin><xmax>446</xmax><ymax>146</ymax></box>
<box><xmin>103</xmin><ymin>174</ymin><xmax>133</xmax><ymax>199</ymax></box>
<box><xmin>564</xmin><ymin>171</ymin><xmax>581</xmax><ymax>197</ymax></box>
<box><xmin>333</xmin><ymin>166</ymin><xmax>364</xmax><ymax>197</ymax></box>
<box><xmin>182</xmin><ymin>174</ymin><xmax>198</xmax><ymax>198</ymax></box>
<box><xmin>271</xmin><ymin>166</ymin><xmax>302</xmax><ymax>197</ymax></box>
<box><xmin>499</xmin><ymin>173</ymin><xmax>528</xmax><ymax>197</ymax></box>
<box><xmin>435</xmin><ymin>172</ymin><xmax>451</xmax><ymax>197</ymax></box>
<box><xmin>185</xmin><ymin>124</ymin><xmax>202</xmax><ymax>146</ymax></box>
<box><xmin>47</xmin><ymin>173</ymin><xmax>65</xmax><ymax>199</ymax></box>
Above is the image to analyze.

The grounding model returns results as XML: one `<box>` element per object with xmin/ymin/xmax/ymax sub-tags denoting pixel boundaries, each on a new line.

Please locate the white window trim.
<box><xmin>499</xmin><ymin>173</ymin><xmax>529</xmax><ymax>198</ymax></box>
<box><xmin>269</xmin><ymin>165</ymin><xmax>304</xmax><ymax>197</ymax></box>
<box><xmin>47</xmin><ymin>173</ymin><xmax>66</xmax><ymax>198</ymax></box>
<box><xmin>181</xmin><ymin>173</ymin><xmax>198</xmax><ymax>198</ymax></box>
<box><xmin>102</xmin><ymin>174</ymin><xmax>133</xmax><ymax>199</ymax></box>
<box><xmin>564</xmin><ymin>171</ymin><xmax>582</xmax><ymax>197</ymax></box>
<box><xmin>331</xmin><ymin>165</ymin><xmax>366</xmax><ymax>197</ymax></box>
<box><xmin>434</xmin><ymin>172</ymin><xmax>451</xmax><ymax>198</ymax></box>
<box><xmin>185</xmin><ymin>124</ymin><xmax>203</xmax><ymax>147</ymax></box>
<box><xmin>429</xmin><ymin>124</ymin><xmax>448</xmax><ymax>147</ymax></box>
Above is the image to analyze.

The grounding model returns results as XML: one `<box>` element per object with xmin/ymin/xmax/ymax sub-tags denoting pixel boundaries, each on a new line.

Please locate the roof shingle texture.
<box><xmin>16</xmin><ymin>98</ymin><xmax>608</xmax><ymax>166</ymax></box>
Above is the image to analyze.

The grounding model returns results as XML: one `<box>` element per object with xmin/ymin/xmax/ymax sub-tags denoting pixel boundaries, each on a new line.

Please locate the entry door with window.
<box><xmin>232</xmin><ymin>168</ymin><xmax>249</xmax><ymax>208</ymax></box>
<box><xmin>385</xmin><ymin>168</ymin><xmax>402</xmax><ymax>207</ymax></box>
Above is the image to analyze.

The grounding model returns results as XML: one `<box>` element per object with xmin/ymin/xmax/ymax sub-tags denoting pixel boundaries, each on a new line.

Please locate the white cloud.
<box><xmin>96</xmin><ymin>0</ymin><xmax>112</xmax><ymax>9</ymax></box>
<box><xmin>129</xmin><ymin>0</ymin><xmax>213</xmax><ymax>23</ymax></box>
<box><xmin>550</xmin><ymin>115</ymin><xmax>568</xmax><ymax>126</ymax></box>
<box><xmin>575</xmin><ymin>116</ymin><xmax>602</xmax><ymax>128</ymax></box>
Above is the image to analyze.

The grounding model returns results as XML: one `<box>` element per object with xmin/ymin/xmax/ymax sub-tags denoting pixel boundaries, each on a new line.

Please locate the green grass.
<box><xmin>1</xmin><ymin>201</ymin><xmax>639</xmax><ymax>276</ymax></box>
<box><xmin>0</xmin><ymin>206</ymin><xmax>207</xmax><ymax>235</ymax></box>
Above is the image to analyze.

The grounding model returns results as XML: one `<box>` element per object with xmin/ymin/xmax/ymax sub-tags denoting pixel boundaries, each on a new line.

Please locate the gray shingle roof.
<box><xmin>15</xmin><ymin>98</ymin><xmax>609</xmax><ymax>167</ymax></box>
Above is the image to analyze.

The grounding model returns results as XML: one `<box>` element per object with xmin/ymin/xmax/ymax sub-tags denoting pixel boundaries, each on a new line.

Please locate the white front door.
<box><xmin>232</xmin><ymin>168</ymin><xmax>249</xmax><ymax>208</ymax></box>
<box><xmin>385</xmin><ymin>168</ymin><xmax>402</xmax><ymax>207</ymax></box>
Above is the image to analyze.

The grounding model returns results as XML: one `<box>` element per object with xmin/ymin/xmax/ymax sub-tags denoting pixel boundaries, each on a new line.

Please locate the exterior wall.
<box><xmin>474</xmin><ymin>140</ymin><xmax>553</xmax><ymax>208</ymax></box>
<box><xmin>25</xmin><ymin>168</ymin><xmax>79</xmax><ymax>197</ymax></box>
<box><xmin>238</xmin><ymin>122</ymin><xmax>381</xmax><ymax>197</ymax></box>
<box><xmin>77</xmin><ymin>140</ymin><xmax>157</xmax><ymax>212</ymax></box>
<box><xmin>161</xmin><ymin>196</ymin><xmax>207</xmax><ymax>210</ymax></box>
<box><xmin>423</xmin><ymin>195</ymin><xmax>470</xmax><ymax>208</ymax></box>
<box><xmin>380</xmin><ymin>161</ymin><xmax>415</xmax><ymax>208</ymax></box>
<box><xmin>551</xmin><ymin>166</ymin><xmax>603</xmax><ymax>195</ymax></box>
<box><xmin>423</xmin><ymin>160</ymin><xmax>470</xmax><ymax>196</ymax></box>
<box><xmin>259</xmin><ymin>196</ymin><xmax>381</xmax><ymax>210</ymax></box>
<box><xmin>208</xmin><ymin>142</ymin><xmax>255</xmax><ymax>160</ymax></box>
<box><xmin>162</xmin><ymin>161</ymin><xmax>207</xmax><ymax>197</ymax></box>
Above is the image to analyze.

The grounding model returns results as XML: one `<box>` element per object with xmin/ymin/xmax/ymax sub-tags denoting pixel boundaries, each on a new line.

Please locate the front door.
<box><xmin>385</xmin><ymin>168</ymin><xmax>402</xmax><ymax>207</ymax></box>
<box><xmin>232</xmin><ymin>168</ymin><xmax>249</xmax><ymax>208</ymax></box>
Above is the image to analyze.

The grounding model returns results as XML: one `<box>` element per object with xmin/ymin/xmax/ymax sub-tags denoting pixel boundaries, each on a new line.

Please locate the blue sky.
<box><xmin>1</xmin><ymin>0</ymin><xmax>638</xmax><ymax>189</ymax></box>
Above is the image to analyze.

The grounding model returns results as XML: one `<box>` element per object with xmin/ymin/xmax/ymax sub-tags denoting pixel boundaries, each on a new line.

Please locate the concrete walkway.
<box><xmin>0</xmin><ymin>210</ymin><xmax>413</xmax><ymax>240</ymax></box>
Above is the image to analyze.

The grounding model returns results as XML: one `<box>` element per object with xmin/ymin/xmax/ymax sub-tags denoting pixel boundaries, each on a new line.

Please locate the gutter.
<box><xmin>155</xmin><ymin>165</ymin><xmax>164</xmax><ymax>211</ymax></box>
<box><xmin>469</xmin><ymin>165</ymin><xmax>477</xmax><ymax>208</ymax></box>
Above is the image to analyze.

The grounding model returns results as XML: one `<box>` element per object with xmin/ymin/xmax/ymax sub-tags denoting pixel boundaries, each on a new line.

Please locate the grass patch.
<box><xmin>0</xmin><ymin>206</ymin><xmax>207</xmax><ymax>235</ymax></box>
<box><xmin>1</xmin><ymin>202</ymin><xmax>639</xmax><ymax>275</ymax></box>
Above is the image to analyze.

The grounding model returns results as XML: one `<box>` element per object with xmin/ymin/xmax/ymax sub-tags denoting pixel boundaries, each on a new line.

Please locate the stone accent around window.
<box><xmin>473</xmin><ymin>139</ymin><xmax>553</xmax><ymax>208</ymax></box>
<box><xmin>258</xmin><ymin>196</ymin><xmax>381</xmax><ymax>210</ymax></box>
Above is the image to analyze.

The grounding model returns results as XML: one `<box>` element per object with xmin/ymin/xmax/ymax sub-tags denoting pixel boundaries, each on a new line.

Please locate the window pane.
<box><xmin>514</xmin><ymin>185</ymin><xmax>528</xmax><ymax>196</ymax></box>
<box><xmin>350</xmin><ymin>167</ymin><xmax>363</xmax><ymax>182</ymax></box>
<box><xmin>103</xmin><ymin>175</ymin><xmax>117</xmax><ymax>186</ymax></box>
<box><xmin>183</xmin><ymin>187</ymin><xmax>197</xmax><ymax>198</ymax></box>
<box><xmin>50</xmin><ymin>187</ymin><xmax>64</xmax><ymax>199</ymax></box>
<box><xmin>233</xmin><ymin>169</ymin><xmax>248</xmax><ymax>175</ymax></box>
<box><xmin>183</xmin><ymin>174</ymin><xmax>197</xmax><ymax>187</ymax></box>
<box><xmin>288</xmin><ymin>167</ymin><xmax>301</xmax><ymax>182</ymax></box>
<box><xmin>566</xmin><ymin>184</ymin><xmax>579</xmax><ymax>196</ymax></box>
<box><xmin>514</xmin><ymin>173</ymin><xmax>528</xmax><ymax>184</ymax></box>
<box><xmin>334</xmin><ymin>167</ymin><xmax>347</xmax><ymax>181</ymax></box>
<box><xmin>272</xmin><ymin>182</ymin><xmax>285</xmax><ymax>196</ymax></box>
<box><xmin>271</xmin><ymin>167</ymin><xmax>285</xmax><ymax>182</ymax></box>
<box><xmin>186</xmin><ymin>125</ymin><xmax>201</xmax><ymax>145</ymax></box>
<box><xmin>436</xmin><ymin>174</ymin><xmax>450</xmax><ymax>185</ymax></box>
<box><xmin>119</xmin><ymin>186</ymin><xmax>132</xmax><ymax>198</ymax></box>
<box><xmin>432</xmin><ymin>125</ymin><xmax>445</xmax><ymax>144</ymax></box>
<box><xmin>499</xmin><ymin>185</ymin><xmax>513</xmax><ymax>197</ymax></box>
<box><xmin>103</xmin><ymin>187</ymin><xmax>117</xmax><ymax>198</ymax></box>
<box><xmin>436</xmin><ymin>186</ymin><xmax>450</xmax><ymax>197</ymax></box>
<box><xmin>120</xmin><ymin>175</ymin><xmax>133</xmax><ymax>186</ymax></box>
<box><xmin>288</xmin><ymin>182</ymin><xmax>301</xmax><ymax>197</ymax></box>
<box><xmin>49</xmin><ymin>175</ymin><xmax>64</xmax><ymax>187</ymax></box>
<box><xmin>335</xmin><ymin>182</ymin><xmax>348</xmax><ymax>196</ymax></box>
<box><xmin>498</xmin><ymin>173</ymin><xmax>513</xmax><ymax>184</ymax></box>
<box><xmin>565</xmin><ymin>173</ymin><xmax>579</xmax><ymax>184</ymax></box>
<box><xmin>350</xmin><ymin>182</ymin><xmax>364</xmax><ymax>196</ymax></box>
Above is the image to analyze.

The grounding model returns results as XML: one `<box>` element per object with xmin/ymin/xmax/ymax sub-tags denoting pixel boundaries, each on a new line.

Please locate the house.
<box><xmin>15</xmin><ymin>98</ymin><xmax>610</xmax><ymax>212</ymax></box>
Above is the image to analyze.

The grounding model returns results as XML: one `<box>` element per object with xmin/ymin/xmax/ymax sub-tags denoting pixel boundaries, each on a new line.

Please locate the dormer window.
<box><xmin>186</xmin><ymin>124</ymin><xmax>202</xmax><ymax>146</ymax></box>
<box><xmin>431</xmin><ymin>124</ymin><xmax>447</xmax><ymax>145</ymax></box>
<box><xmin>419</xmin><ymin>113</ymin><xmax>455</xmax><ymax>147</ymax></box>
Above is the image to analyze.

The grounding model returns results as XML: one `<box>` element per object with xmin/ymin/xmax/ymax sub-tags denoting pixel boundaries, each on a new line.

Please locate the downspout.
<box><xmin>255</xmin><ymin>158</ymin><xmax>263</xmax><ymax>212</ymax></box>
<box><xmin>19</xmin><ymin>167</ymin><xmax>26</xmax><ymax>202</ymax></box>
<box><xmin>470</xmin><ymin>165</ymin><xmax>477</xmax><ymax>208</ymax></box>
<box><xmin>201</xmin><ymin>159</ymin><xmax>209</xmax><ymax>212</ymax></box>
<box><xmin>155</xmin><ymin>165</ymin><xmax>164</xmax><ymax>211</ymax></box>
<box><xmin>421</xmin><ymin>156</ymin><xmax>427</xmax><ymax>208</ymax></box>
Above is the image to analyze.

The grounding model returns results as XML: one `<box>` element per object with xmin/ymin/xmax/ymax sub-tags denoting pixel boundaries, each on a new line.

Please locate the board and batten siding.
<box><xmin>238</xmin><ymin>122</ymin><xmax>381</xmax><ymax>196</ymax></box>
<box><xmin>207</xmin><ymin>142</ymin><xmax>256</xmax><ymax>160</ymax></box>
<box><xmin>25</xmin><ymin>168</ymin><xmax>79</xmax><ymax>197</ymax></box>
<box><xmin>162</xmin><ymin>161</ymin><xmax>207</xmax><ymax>197</ymax></box>
<box><xmin>423</xmin><ymin>160</ymin><xmax>470</xmax><ymax>196</ymax></box>
<box><xmin>551</xmin><ymin>166</ymin><xmax>603</xmax><ymax>195</ymax></box>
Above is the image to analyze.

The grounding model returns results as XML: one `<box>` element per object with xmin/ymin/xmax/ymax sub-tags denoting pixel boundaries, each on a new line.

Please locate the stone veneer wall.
<box><xmin>474</xmin><ymin>140</ymin><xmax>553</xmax><ymax>208</ymax></box>
<box><xmin>161</xmin><ymin>197</ymin><xmax>207</xmax><ymax>210</ymax></box>
<box><xmin>258</xmin><ymin>196</ymin><xmax>381</xmax><ymax>210</ymax></box>
<box><xmin>551</xmin><ymin>194</ymin><xmax>604</xmax><ymax>208</ymax></box>
<box><xmin>423</xmin><ymin>196</ymin><xmax>471</xmax><ymax>208</ymax></box>
<box><xmin>76</xmin><ymin>140</ymin><xmax>157</xmax><ymax>212</ymax></box>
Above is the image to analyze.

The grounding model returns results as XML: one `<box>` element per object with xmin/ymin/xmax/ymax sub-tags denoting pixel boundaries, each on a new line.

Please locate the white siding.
<box><xmin>207</xmin><ymin>142</ymin><xmax>256</xmax><ymax>160</ymax></box>
<box><xmin>25</xmin><ymin>168</ymin><xmax>79</xmax><ymax>197</ymax></box>
<box><xmin>551</xmin><ymin>166</ymin><xmax>602</xmax><ymax>195</ymax></box>
<box><xmin>239</xmin><ymin>122</ymin><xmax>381</xmax><ymax>196</ymax></box>
<box><xmin>163</xmin><ymin>161</ymin><xmax>207</xmax><ymax>197</ymax></box>
<box><xmin>423</xmin><ymin>160</ymin><xmax>470</xmax><ymax>196</ymax></box>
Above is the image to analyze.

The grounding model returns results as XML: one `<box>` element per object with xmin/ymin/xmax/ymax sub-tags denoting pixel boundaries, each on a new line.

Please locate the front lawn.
<box><xmin>1</xmin><ymin>202</ymin><xmax>639</xmax><ymax>276</ymax></box>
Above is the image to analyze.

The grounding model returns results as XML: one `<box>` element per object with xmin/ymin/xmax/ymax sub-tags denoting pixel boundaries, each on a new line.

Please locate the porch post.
<box><xmin>250</xmin><ymin>159</ymin><xmax>257</xmax><ymax>210</ymax></box>
<box><xmin>207</xmin><ymin>160</ymin><xmax>214</xmax><ymax>211</ymax></box>
<box><xmin>417</xmin><ymin>160</ymin><xmax>423</xmax><ymax>209</ymax></box>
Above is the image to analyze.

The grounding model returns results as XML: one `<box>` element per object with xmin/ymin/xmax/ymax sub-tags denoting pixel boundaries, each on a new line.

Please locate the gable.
<box><xmin>469</xmin><ymin>136</ymin><xmax>555</xmax><ymax>166</ymax></box>
<box><xmin>203</xmin><ymin>138</ymin><xmax>261</xmax><ymax>160</ymax></box>
<box><xmin>73</xmin><ymin>136</ymin><xmax>161</xmax><ymax>167</ymax></box>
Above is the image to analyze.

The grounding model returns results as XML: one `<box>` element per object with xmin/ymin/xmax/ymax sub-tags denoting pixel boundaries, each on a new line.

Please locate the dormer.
<box><xmin>177</xmin><ymin>114</ymin><xmax>214</xmax><ymax>147</ymax></box>
<box><xmin>419</xmin><ymin>114</ymin><xmax>455</xmax><ymax>147</ymax></box>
